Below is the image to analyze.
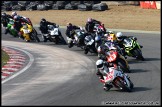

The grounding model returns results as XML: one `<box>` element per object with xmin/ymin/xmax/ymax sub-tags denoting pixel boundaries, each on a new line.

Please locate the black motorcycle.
<box><xmin>84</xmin><ymin>34</ymin><xmax>97</xmax><ymax>54</ymax></box>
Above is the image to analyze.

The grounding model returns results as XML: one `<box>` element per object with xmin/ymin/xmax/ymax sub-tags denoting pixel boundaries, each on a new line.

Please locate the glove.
<box><xmin>100</xmin><ymin>79</ymin><xmax>105</xmax><ymax>83</ymax></box>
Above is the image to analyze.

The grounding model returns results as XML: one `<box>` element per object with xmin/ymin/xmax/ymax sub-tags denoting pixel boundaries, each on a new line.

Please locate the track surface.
<box><xmin>1</xmin><ymin>27</ymin><xmax>161</xmax><ymax>106</ymax></box>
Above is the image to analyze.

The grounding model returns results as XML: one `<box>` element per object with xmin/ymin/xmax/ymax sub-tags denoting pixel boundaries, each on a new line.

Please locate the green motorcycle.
<box><xmin>123</xmin><ymin>37</ymin><xmax>145</xmax><ymax>61</ymax></box>
<box><xmin>7</xmin><ymin>18</ymin><xmax>18</xmax><ymax>37</ymax></box>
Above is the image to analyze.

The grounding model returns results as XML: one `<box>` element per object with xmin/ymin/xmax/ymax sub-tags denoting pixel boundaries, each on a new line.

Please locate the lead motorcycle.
<box><xmin>123</xmin><ymin>37</ymin><xmax>144</xmax><ymax>61</ymax></box>
<box><xmin>102</xmin><ymin>66</ymin><xmax>134</xmax><ymax>92</ymax></box>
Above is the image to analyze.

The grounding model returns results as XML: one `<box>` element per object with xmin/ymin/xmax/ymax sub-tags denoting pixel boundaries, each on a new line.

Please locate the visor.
<box><xmin>97</xmin><ymin>63</ymin><xmax>104</xmax><ymax>69</ymax></box>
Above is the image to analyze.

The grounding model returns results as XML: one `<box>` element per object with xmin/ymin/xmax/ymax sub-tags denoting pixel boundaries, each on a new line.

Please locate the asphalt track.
<box><xmin>1</xmin><ymin>27</ymin><xmax>161</xmax><ymax>106</ymax></box>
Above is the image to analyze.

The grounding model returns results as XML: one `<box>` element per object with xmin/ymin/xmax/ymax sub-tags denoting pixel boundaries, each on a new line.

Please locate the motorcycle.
<box><xmin>84</xmin><ymin>34</ymin><xmax>97</xmax><ymax>54</ymax></box>
<box><xmin>20</xmin><ymin>23</ymin><xmax>40</xmax><ymax>42</ymax></box>
<box><xmin>103</xmin><ymin>66</ymin><xmax>134</xmax><ymax>92</ymax></box>
<box><xmin>67</xmin><ymin>28</ymin><xmax>86</xmax><ymax>48</ymax></box>
<box><xmin>6</xmin><ymin>18</ymin><xmax>19</xmax><ymax>37</ymax></box>
<box><xmin>44</xmin><ymin>24</ymin><xmax>62</xmax><ymax>44</ymax></box>
<box><xmin>93</xmin><ymin>24</ymin><xmax>105</xmax><ymax>38</ymax></box>
<box><xmin>105</xmin><ymin>43</ymin><xmax>130</xmax><ymax>73</ymax></box>
<box><xmin>73</xmin><ymin>28</ymin><xmax>86</xmax><ymax>49</ymax></box>
<box><xmin>23</xmin><ymin>17</ymin><xmax>38</xmax><ymax>35</ymax></box>
<box><xmin>123</xmin><ymin>37</ymin><xmax>144</xmax><ymax>61</ymax></box>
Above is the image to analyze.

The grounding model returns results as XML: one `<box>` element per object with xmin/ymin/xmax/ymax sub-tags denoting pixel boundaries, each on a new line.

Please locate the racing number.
<box><xmin>106</xmin><ymin>70</ymin><xmax>114</xmax><ymax>80</ymax></box>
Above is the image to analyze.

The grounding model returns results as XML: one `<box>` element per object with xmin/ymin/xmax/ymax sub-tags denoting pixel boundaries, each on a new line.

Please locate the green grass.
<box><xmin>1</xmin><ymin>49</ymin><xmax>9</xmax><ymax>67</ymax></box>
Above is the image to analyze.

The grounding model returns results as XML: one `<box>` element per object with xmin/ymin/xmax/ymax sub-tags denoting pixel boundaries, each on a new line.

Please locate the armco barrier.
<box><xmin>140</xmin><ymin>1</ymin><xmax>157</xmax><ymax>9</ymax></box>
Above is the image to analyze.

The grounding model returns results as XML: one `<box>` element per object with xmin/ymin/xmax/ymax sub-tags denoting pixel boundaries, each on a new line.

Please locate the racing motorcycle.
<box><xmin>67</xmin><ymin>28</ymin><xmax>86</xmax><ymax>49</ymax></box>
<box><xmin>20</xmin><ymin>23</ymin><xmax>40</xmax><ymax>42</ymax></box>
<box><xmin>74</xmin><ymin>28</ymin><xmax>86</xmax><ymax>49</ymax></box>
<box><xmin>106</xmin><ymin>49</ymin><xmax>130</xmax><ymax>73</ymax></box>
<box><xmin>123</xmin><ymin>37</ymin><xmax>144</xmax><ymax>61</ymax></box>
<box><xmin>6</xmin><ymin>18</ymin><xmax>18</xmax><ymax>37</ymax></box>
<box><xmin>103</xmin><ymin>66</ymin><xmax>134</xmax><ymax>92</ymax></box>
<box><xmin>84</xmin><ymin>34</ymin><xmax>97</xmax><ymax>54</ymax></box>
<box><xmin>98</xmin><ymin>42</ymin><xmax>130</xmax><ymax>73</ymax></box>
<box><xmin>44</xmin><ymin>24</ymin><xmax>62</xmax><ymax>44</ymax></box>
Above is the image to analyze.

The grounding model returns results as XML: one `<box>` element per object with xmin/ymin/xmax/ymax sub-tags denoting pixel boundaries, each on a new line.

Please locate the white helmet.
<box><xmin>108</xmin><ymin>31</ymin><xmax>113</xmax><ymax>34</ymax></box>
<box><xmin>116</xmin><ymin>32</ymin><xmax>123</xmax><ymax>41</ymax></box>
<box><xmin>96</xmin><ymin>59</ymin><xmax>104</xmax><ymax>69</ymax></box>
<box><xmin>104</xmin><ymin>33</ymin><xmax>109</xmax><ymax>37</ymax></box>
<box><xmin>11</xmin><ymin>11</ymin><xmax>17</xmax><ymax>17</ymax></box>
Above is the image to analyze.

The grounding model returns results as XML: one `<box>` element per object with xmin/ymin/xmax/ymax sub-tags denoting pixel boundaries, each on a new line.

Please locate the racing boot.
<box><xmin>43</xmin><ymin>35</ymin><xmax>48</xmax><ymax>42</ymax></box>
<box><xmin>4</xmin><ymin>28</ymin><xmax>9</xmax><ymax>34</ymax></box>
<box><xmin>18</xmin><ymin>34</ymin><xmax>24</xmax><ymax>40</ymax></box>
<box><xmin>84</xmin><ymin>47</ymin><xmax>89</xmax><ymax>54</ymax></box>
<box><xmin>103</xmin><ymin>84</ymin><xmax>113</xmax><ymax>91</ymax></box>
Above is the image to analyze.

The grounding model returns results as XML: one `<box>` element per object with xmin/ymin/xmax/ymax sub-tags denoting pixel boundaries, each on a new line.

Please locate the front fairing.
<box><xmin>123</xmin><ymin>38</ymin><xmax>140</xmax><ymax>55</ymax></box>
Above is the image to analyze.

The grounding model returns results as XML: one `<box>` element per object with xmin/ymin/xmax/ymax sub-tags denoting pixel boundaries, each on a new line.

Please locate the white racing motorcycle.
<box><xmin>102</xmin><ymin>66</ymin><xmax>134</xmax><ymax>92</ymax></box>
<box><xmin>44</xmin><ymin>24</ymin><xmax>62</xmax><ymax>44</ymax></box>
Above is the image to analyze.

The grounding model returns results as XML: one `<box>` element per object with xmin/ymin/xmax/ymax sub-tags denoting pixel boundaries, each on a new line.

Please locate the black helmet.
<box><xmin>41</xmin><ymin>18</ymin><xmax>46</xmax><ymax>22</ymax></box>
<box><xmin>67</xmin><ymin>22</ymin><xmax>72</xmax><ymax>26</ymax></box>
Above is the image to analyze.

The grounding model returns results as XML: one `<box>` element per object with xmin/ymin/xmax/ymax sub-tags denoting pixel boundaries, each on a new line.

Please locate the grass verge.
<box><xmin>1</xmin><ymin>49</ymin><xmax>9</xmax><ymax>67</ymax></box>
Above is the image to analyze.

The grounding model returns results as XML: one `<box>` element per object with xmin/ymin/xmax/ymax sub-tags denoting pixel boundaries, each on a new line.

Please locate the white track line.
<box><xmin>2</xmin><ymin>46</ymin><xmax>34</xmax><ymax>84</ymax></box>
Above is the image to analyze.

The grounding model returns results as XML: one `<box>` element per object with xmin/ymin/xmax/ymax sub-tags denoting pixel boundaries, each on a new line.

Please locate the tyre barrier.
<box><xmin>1</xmin><ymin>1</ymin><xmax>109</xmax><ymax>11</ymax></box>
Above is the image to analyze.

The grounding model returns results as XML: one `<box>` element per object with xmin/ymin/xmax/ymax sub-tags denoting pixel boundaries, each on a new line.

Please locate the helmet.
<box><xmin>96</xmin><ymin>59</ymin><xmax>104</xmax><ymax>69</ymax></box>
<box><xmin>116</xmin><ymin>32</ymin><xmax>123</xmax><ymax>41</ymax></box>
<box><xmin>87</xmin><ymin>18</ymin><xmax>92</xmax><ymax>22</ymax></box>
<box><xmin>41</xmin><ymin>18</ymin><xmax>46</xmax><ymax>22</ymax></box>
<box><xmin>95</xmin><ymin>36</ymin><xmax>101</xmax><ymax>43</ymax></box>
<box><xmin>67</xmin><ymin>22</ymin><xmax>72</xmax><ymax>26</ymax></box>
<box><xmin>13</xmin><ymin>15</ymin><xmax>20</xmax><ymax>21</ymax></box>
<box><xmin>11</xmin><ymin>11</ymin><xmax>17</xmax><ymax>17</ymax></box>
<box><xmin>108</xmin><ymin>31</ymin><xmax>114</xmax><ymax>34</ymax></box>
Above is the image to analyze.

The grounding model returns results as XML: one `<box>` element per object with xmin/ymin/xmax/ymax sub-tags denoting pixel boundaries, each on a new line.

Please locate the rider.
<box><xmin>1</xmin><ymin>12</ymin><xmax>13</xmax><ymax>34</ymax></box>
<box><xmin>19</xmin><ymin>23</ymin><xmax>32</xmax><ymax>41</ymax></box>
<box><xmin>1</xmin><ymin>12</ymin><xmax>12</xmax><ymax>28</ymax></box>
<box><xmin>95</xmin><ymin>35</ymin><xmax>105</xmax><ymax>49</ymax></box>
<box><xmin>13</xmin><ymin>15</ymin><xmax>25</xmax><ymax>39</ymax></box>
<box><xmin>65</xmin><ymin>22</ymin><xmax>80</xmax><ymax>42</ymax></box>
<box><xmin>11</xmin><ymin>11</ymin><xmax>32</xmax><ymax>25</ymax></box>
<box><xmin>96</xmin><ymin>59</ymin><xmax>117</xmax><ymax>91</ymax></box>
<box><xmin>39</xmin><ymin>18</ymin><xmax>56</xmax><ymax>42</ymax></box>
<box><xmin>115</xmin><ymin>32</ymin><xmax>143</xmax><ymax>57</ymax></box>
<box><xmin>85</xmin><ymin>18</ymin><xmax>101</xmax><ymax>33</ymax></box>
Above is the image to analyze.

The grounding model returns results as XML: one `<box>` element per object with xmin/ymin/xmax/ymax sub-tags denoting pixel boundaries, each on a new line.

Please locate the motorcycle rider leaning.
<box><xmin>39</xmin><ymin>18</ymin><xmax>56</xmax><ymax>42</ymax></box>
<box><xmin>85</xmin><ymin>18</ymin><xmax>101</xmax><ymax>33</ymax></box>
<box><xmin>1</xmin><ymin>12</ymin><xmax>12</xmax><ymax>28</ymax></box>
<box><xmin>11</xmin><ymin>11</ymin><xmax>32</xmax><ymax>25</ymax></box>
<box><xmin>65</xmin><ymin>22</ymin><xmax>80</xmax><ymax>41</ymax></box>
<box><xmin>96</xmin><ymin>59</ymin><xmax>117</xmax><ymax>91</ymax></box>
<box><xmin>115</xmin><ymin>32</ymin><xmax>143</xmax><ymax>58</ymax></box>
